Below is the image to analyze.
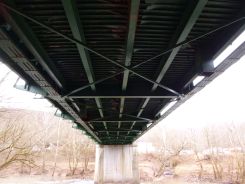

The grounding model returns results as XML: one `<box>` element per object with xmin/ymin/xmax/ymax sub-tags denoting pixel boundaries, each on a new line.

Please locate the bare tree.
<box><xmin>0</xmin><ymin>103</ymin><xmax>98</xmax><ymax>177</ymax></box>
<box><xmin>31</xmin><ymin>112</ymin><xmax>57</xmax><ymax>173</ymax></box>
<box><xmin>226</xmin><ymin>123</ymin><xmax>245</xmax><ymax>183</ymax></box>
<box><xmin>52</xmin><ymin>119</ymin><xmax>61</xmax><ymax>176</ymax></box>
<box><xmin>62</xmin><ymin>128</ymin><xmax>95</xmax><ymax>176</ymax></box>
<box><xmin>80</xmin><ymin>139</ymin><xmax>94</xmax><ymax>172</ymax></box>
<box><xmin>65</xmin><ymin>130</ymin><xmax>81</xmax><ymax>175</ymax></box>
<box><xmin>204</xmin><ymin>128</ymin><xmax>223</xmax><ymax>180</ymax></box>
<box><xmin>149</xmin><ymin>127</ymin><xmax>187</xmax><ymax>177</ymax></box>
<box><xmin>189</xmin><ymin>129</ymin><xmax>204</xmax><ymax>179</ymax></box>
<box><xmin>0</xmin><ymin>120</ymin><xmax>35</xmax><ymax>171</ymax></box>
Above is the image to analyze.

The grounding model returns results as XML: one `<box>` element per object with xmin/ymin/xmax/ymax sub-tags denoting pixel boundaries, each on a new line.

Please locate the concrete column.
<box><xmin>94</xmin><ymin>144</ymin><xmax>139</xmax><ymax>184</ymax></box>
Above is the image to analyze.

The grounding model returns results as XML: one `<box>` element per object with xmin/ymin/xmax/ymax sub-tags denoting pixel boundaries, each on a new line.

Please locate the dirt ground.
<box><xmin>0</xmin><ymin>160</ymin><xmax>95</xmax><ymax>184</ymax></box>
<box><xmin>139</xmin><ymin>154</ymin><xmax>231</xmax><ymax>184</ymax></box>
<box><xmin>0</xmin><ymin>154</ymin><xmax>240</xmax><ymax>184</ymax></box>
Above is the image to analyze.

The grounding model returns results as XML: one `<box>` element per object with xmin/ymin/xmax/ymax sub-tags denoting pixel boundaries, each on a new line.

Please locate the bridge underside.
<box><xmin>0</xmin><ymin>0</ymin><xmax>244</xmax><ymax>145</ymax></box>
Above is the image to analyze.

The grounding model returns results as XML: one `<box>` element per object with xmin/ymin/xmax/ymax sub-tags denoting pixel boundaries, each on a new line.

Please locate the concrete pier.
<box><xmin>94</xmin><ymin>145</ymin><xmax>139</xmax><ymax>184</ymax></box>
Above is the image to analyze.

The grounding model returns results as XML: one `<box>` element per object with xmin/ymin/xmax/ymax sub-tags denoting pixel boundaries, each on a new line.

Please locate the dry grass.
<box><xmin>0</xmin><ymin>150</ymin><xmax>244</xmax><ymax>183</ymax></box>
<box><xmin>139</xmin><ymin>153</ymin><xmax>245</xmax><ymax>184</ymax></box>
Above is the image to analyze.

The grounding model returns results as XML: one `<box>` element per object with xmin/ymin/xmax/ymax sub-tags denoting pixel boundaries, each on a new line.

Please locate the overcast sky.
<box><xmin>0</xmin><ymin>62</ymin><xmax>56</xmax><ymax>112</ymax></box>
<box><xmin>0</xmin><ymin>54</ymin><xmax>245</xmax><ymax>130</ymax></box>
<box><xmin>157</xmin><ymin>55</ymin><xmax>245</xmax><ymax>130</ymax></box>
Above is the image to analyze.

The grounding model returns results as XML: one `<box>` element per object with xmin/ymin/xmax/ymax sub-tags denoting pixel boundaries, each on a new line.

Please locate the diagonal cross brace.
<box><xmin>2</xmin><ymin>2</ymin><xmax>180</xmax><ymax>96</ymax></box>
<box><xmin>130</xmin><ymin>0</ymin><xmax>208</xmax><ymax>132</ymax></box>
<box><xmin>61</xmin><ymin>16</ymin><xmax>245</xmax><ymax>99</ymax></box>
<box><xmin>62</xmin><ymin>0</ymin><xmax>107</xmax><ymax>134</ymax></box>
<box><xmin>3</xmin><ymin>2</ymin><xmax>244</xmax><ymax>98</ymax></box>
<box><xmin>142</xmin><ymin>0</ymin><xmax>208</xmax><ymax>106</ymax></box>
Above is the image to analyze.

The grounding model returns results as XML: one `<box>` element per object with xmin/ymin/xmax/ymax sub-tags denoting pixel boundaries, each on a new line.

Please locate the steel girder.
<box><xmin>130</xmin><ymin>0</ymin><xmax>208</xmax><ymax>136</ymax></box>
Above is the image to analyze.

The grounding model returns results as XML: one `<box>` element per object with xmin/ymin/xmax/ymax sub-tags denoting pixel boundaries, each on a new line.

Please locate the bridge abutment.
<box><xmin>94</xmin><ymin>144</ymin><xmax>139</xmax><ymax>184</ymax></box>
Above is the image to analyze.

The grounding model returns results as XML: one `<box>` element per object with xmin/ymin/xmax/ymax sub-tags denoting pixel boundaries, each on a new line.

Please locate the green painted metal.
<box><xmin>3</xmin><ymin>0</ymin><xmax>65</xmax><ymax>90</ymax></box>
<box><xmin>61</xmin><ymin>0</ymin><xmax>95</xmax><ymax>90</ymax></box>
<box><xmin>97</xmin><ymin>130</ymin><xmax>141</xmax><ymax>133</ymax></box>
<box><xmin>100</xmin><ymin>136</ymin><xmax>134</xmax><ymax>140</ymax></box>
<box><xmin>151</xmin><ymin>0</ymin><xmax>209</xmax><ymax>91</ymax></box>
<box><xmin>72</xmin><ymin>122</ymin><xmax>86</xmax><ymax>132</ymax></box>
<box><xmin>62</xmin><ymin>0</ymin><xmax>106</xmax><ymax>135</ymax></box>
<box><xmin>90</xmin><ymin>119</ymin><xmax>148</xmax><ymax>123</ymax></box>
<box><xmin>14</xmin><ymin>83</ymin><xmax>47</xmax><ymax>96</ymax></box>
<box><xmin>67</xmin><ymin>86</ymin><xmax>177</xmax><ymax>99</ymax></box>
<box><xmin>62</xmin><ymin>16</ymin><xmax>245</xmax><ymax>99</ymax></box>
<box><xmin>89</xmin><ymin>113</ymin><xmax>153</xmax><ymax>122</ymax></box>
<box><xmin>69</xmin><ymin>94</ymin><xmax>176</xmax><ymax>99</ymax></box>
<box><xmin>2</xmin><ymin>2</ymin><xmax>180</xmax><ymax>96</ymax></box>
<box><xmin>55</xmin><ymin>111</ymin><xmax>75</xmax><ymax>121</ymax></box>
<box><xmin>132</xmin><ymin>0</ymin><xmax>208</xmax><ymax>133</ymax></box>
<box><xmin>119</xmin><ymin>0</ymin><xmax>140</xmax><ymax>135</ymax></box>
<box><xmin>122</xmin><ymin>0</ymin><xmax>140</xmax><ymax>90</ymax></box>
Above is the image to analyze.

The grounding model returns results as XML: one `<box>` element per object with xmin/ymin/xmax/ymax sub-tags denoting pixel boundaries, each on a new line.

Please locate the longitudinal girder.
<box><xmin>0</xmin><ymin>0</ymin><xmax>244</xmax><ymax>144</ymax></box>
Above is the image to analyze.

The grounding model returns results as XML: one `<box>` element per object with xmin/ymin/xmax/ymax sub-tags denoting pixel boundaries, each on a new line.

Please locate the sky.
<box><xmin>159</xmin><ymin>55</ymin><xmax>245</xmax><ymax>130</ymax></box>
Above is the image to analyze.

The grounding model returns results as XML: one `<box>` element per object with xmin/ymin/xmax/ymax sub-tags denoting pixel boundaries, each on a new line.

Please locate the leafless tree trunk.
<box><xmin>204</xmin><ymin>128</ymin><xmax>223</xmax><ymax>180</ymax></box>
<box><xmin>67</xmin><ymin>131</ymin><xmax>79</xmax><ymax>175</ymax></box>
<box><xmin>52</xmin><ymin>119</ymin><xmax>61</xmax><ymax>176</ymax></box>
<box><xmin>41</xmin><ymin>128</ymin><xmax>48</xmax><ymax>173</ymax></box>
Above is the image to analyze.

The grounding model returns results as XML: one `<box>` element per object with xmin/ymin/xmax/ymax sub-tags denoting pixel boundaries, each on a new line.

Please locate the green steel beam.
<box><xmin>2</xmin><ymin>1</ymin><xmax>66</xmax><ymax>89</ymax></box>
<box><xmin>90</xmin><ymin>119</ymin><xmax>148</xmax><ymax>123</ymax></box>
<box><xmin>89</xmin><ymin>115</ymin><xmax>150</xmax><ymax>123</ymax></box>
<box><xmin>141</xmin><ymin>0</ymin><xmax>207</xmax><ymax>111</ymax></box>
<box><xmin>14</xmin><ymin>83</ymin><xmax>47</xmax><ymax>96</ymax></box>
<box><xmin>179</xmin><ymin>47</ymin><xmax>209</xmax><ymax>91</ymax></box>
<box><xmin>101</xmin><ymin>138</ymin><xmax>133</xmax><ymax>141</ymax></box>
<box><xmin>2</xmin><ymin>2</ymin><xmax>180</xmax><ymax>96</ymax></box>
<box><xmin>62</xmin><ymin>16</ymin><xmax>245</xmax><ymax>99</ymax></box>
<box><xmin>62</xmin><ymin>0</ymin><xmax>106</xmax><ymax>133</ymax></box>
<box><xmin>97</xmin><ymin>130</ymin><xmax>141</xmax><ymax>133</ymax></box>
<box><xmin>65</xmin><ymin>85</ymin><xmax>176</xmax><ymax>99</ymax></box>
<box><xmin>100</xmin><ymin>138</ymin><xmax>134</xmax><ymax>141</ymax></box>
<box><xmin>100</xmin><ymin>136</ymin><xmax>134</xmax><ymax>139</ymax></box>
<box><xmin>122</xmin><ymin>0</ymin><xmax>140</xmax><ymax>91</ymax></box>
<box><xmin>119</xmin><ymin>0</ymin><xmax>140</xmax><ymax>133</ymax></box>
<box><xmin>132</xmin><ymin>27</ymin><xmax>245</xmax><ymax>144</ymax></box>
<box><xmin>131</xmin><ymin>0</ymin><xmax>208</xmax><ymax>132</ymax></box>
<box><xmin>62</xmin><ymin>0</ymin><xmax>95</xmax><ymax>90</ymax></box>
<box><xmin>152</xmin><ymin>0</ymin><xmax>208</xmax><ymax>91</ymax></box>
<box><xmin>123</xmin><ymin>113</ymin><xmax>153</xmax><ymax>122</ymax></box>
<box><xmin>180</xmin><ymin>23</ymin><xmax>245</xmax><ymax>93</ymax></box>
<box><xmin>100</xmin><ymin>135</ymin><xmax>135</xmax><ymax>138</ymax></box>
<box><xmin>102</xmin><ymin>141</ymin><xmax>132</xmax><ymax>144</ymax></box>
<box><xmin>69</xmin><ymin>94</ymin><xmax>176</xmax><ymax>99</ymax></box>
<box><xmin>55</xmin><ymin>111</ymin><xmax>75</xmax><ymax>121</ymax></box>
